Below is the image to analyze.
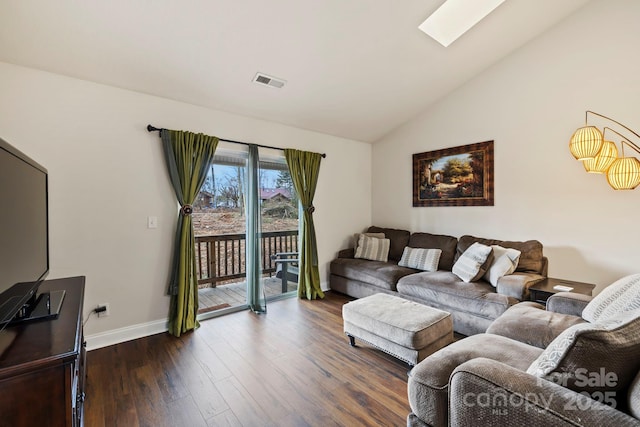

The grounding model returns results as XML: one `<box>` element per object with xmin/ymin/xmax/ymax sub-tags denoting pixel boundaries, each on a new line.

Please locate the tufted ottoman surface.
<box><xmin>342</xmin><ymin>293</ymin><xmax>453</xmax><ymax>365</ymax></box>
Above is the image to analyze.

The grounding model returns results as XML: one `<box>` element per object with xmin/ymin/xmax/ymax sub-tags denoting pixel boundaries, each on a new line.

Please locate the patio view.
<box><xmin>193</xmin><ymin>163</ymin><xmax>299</xmax><ymax>314</ymax></box>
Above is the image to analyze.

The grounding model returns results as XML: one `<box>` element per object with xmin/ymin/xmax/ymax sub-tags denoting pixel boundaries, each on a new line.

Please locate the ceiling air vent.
<box><xmin>253</xmin><ymin>72</ymin><xmax>286</xmax><ymax>89</ymax></box>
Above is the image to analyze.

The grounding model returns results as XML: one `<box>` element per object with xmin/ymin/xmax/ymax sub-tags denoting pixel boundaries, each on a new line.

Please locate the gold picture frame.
<box><xmin>413</xmin><ymin>140</ymin><xmax>494</xmax><ymax>207</ymax></box>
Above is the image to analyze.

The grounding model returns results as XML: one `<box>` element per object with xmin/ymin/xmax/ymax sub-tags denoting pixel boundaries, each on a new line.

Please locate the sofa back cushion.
<box><xmin>407</xmin><ymin>232</ymin><xmax>458</xmax><ymax>271</ymax></box>
<box><xmin>582</xmin><ymin>274</ymin><xmax>640</xmax><ymax>323</ymax></box>
<box><xmin>367</xmin><ymin>226</ymin><xmax>410</xmax><ymax>262</ymax></box>
<box><xmin>526</xmin><ymin>309</ymin><xmax>640</xmax><ymax>409</ymax></box>
<box><xmin>457</xmin><ymin>235</ymin><xmax>545</xmax><ymax>274</ymax></box>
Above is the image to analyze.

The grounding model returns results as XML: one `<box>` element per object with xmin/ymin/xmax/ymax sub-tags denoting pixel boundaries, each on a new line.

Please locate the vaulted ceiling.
<box><xmin>0</xmin><ymin>0</ymin><xmax>590</xmax><ymax>142</ymax></box>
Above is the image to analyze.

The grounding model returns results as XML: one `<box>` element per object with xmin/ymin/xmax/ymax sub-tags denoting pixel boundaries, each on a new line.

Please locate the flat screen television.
<box><xmin>0</xmin><ymin>137</ymin><xmax>62</xmax><ymax>332</ymax></box>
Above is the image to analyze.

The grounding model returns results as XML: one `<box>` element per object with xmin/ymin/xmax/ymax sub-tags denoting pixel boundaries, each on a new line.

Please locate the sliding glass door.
<box><xmin>193</xmin><ymin>144</ymin><xmax>249</xmax><ymax>315</ymax></box>
<box><xmin>193</xmin><ymin>143</ymin><xmax>298</xmax><ymax>318</ymax></box>
<box><xmin>258</xmin><ymin>149</ymin><xmax>300</xmax><ymax>302</ymax></box>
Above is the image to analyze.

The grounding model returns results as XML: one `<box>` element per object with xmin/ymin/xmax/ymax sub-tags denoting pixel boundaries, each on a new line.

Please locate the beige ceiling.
<box><xmin>0</xmin><ymin>0</ymin><xmax>590</xmax><ymax>142</ymax></box>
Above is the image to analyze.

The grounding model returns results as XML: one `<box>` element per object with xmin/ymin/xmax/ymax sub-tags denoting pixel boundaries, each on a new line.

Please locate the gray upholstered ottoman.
<box><xmin>342</xmin><ymin>293</ymin><xmax>453</xmax><ymax>365</ymax></box>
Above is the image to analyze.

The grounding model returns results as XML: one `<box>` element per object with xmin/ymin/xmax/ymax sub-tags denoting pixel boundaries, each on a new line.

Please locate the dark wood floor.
<box><xmin>84</xmin><ymin>291</ymin><xmax>411</xmax><ymax>427</ymax></box>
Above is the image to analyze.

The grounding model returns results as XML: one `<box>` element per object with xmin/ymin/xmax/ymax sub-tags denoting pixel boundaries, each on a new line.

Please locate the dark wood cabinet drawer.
<box><xmin>0</xmin><ymin>277</ymin><xmax>85</xmax><ymax>426</ymax></box>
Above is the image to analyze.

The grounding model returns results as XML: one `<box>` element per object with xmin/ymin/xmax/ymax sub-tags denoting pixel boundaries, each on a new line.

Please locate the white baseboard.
<box><xmin>87</xmin><ymin>282</ymin><xmax>331</xmax><ymax>351</ymax></box>
<box><xmin>85</xmin><ymin>319</ymin><xmax>168</xmax><ymax>351</ymax></box>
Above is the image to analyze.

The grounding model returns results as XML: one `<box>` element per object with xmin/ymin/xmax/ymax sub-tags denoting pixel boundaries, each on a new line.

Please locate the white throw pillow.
<box><xmin>398</xmin><ymin>247</ymin><xmax>442</xmax><ymax>272</ymax></box>
<box><xmin>483</xmin><ymin>245</ymin><xmax>521</xmax><ymax>287</ymax></box>
<box><xmin>354</xmin><ymin>235</ymin><xmax>390</xmax><ymax>262</ymax></box>
<box><xmin>452</xmin><ymin>242</ymin><xmax>493</xmax><ymax>282</ymax></box>
<box><xmin>582</xmin><ymin>273</ymin><xmax>640</xmax><ymax>323</ymax></box>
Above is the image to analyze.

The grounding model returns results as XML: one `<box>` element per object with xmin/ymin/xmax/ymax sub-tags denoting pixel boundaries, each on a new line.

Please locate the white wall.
<box><xmin>0</xmin><ymin>62</ymin><xmax>372</xmax><ymax>344</ymax></box>
<box><xmin>372</xmin><ymin>0</ymin><xmax>640</xmax><ymax>293</ymax></box>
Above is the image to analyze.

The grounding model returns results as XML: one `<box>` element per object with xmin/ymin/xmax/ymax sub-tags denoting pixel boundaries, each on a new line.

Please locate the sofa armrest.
<box><xmin>337</xmin><ymin>248</ymin><xmax>355</xmax><ymax>259</ymax></box>
<box><xmin>450</xmin><ymin>358</ymin><xmax>639</xmax><ymax>427</ymax></box>
<box><xmin>496</xmin><ymin>272</ymin><xmax>545</xmax><ymax>300</ymax></box>
<box><xmin>546</xmin><ymin>292</ymin><xmax>592</xmax><ymax>316</ymax></box>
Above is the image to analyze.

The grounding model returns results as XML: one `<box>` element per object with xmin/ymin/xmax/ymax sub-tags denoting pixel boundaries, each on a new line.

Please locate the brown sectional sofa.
<box><xmin>330</xmin><ymin>226</ymin><xmax>548</xmax><ymax>336</ymax></box>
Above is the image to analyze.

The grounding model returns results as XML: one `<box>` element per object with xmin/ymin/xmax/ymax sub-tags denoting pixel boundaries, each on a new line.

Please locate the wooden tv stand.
<box><xmin>0</xmin><ymin>276</ymin><xmax>86</xmax><ymax>426</ymax></box>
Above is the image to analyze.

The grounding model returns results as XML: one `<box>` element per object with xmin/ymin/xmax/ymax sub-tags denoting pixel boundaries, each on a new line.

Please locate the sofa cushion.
<box><xmin>483</xmin><ymin>245</ymin><xmax>521</xmax><ymax>287</ymax></box>
<box><xmin>367</xmin><ymin>226</ymin><xmax>410</xmax><ymax>262</ymax></box>
<box><xmin>408</xmin><ymin>333</ymin><xmax>542</xmax><ymax>427</ymax></box>
<box><xmin>407</xmin><ymin>232</ymin><xmax>458</xmax><ymax>271</ymax></box>
<box><xmin>397</xmin><ymin>271</ymin><xmax>516</xmax><ymax>320</ymax></box>
<box><xmin>527</xmin><ymin>310</ymin><xmax>640</xmax><ymax>408</ymax></box>
<box><xmin>487</xmin><ymin>301</ymin><xmax>586</xmax><ymax>348</ymax></box>
<box><xmin>398</xmin><ymin>247</ymin><xmax>442</xmax><ymax>272</ymax></box>
<box><xmin>457</xmin><ymin>235</ymin><xmax>545</xmax><ymax>274</ymax></box>
<box><xmin>330</xmin><ymin>257</ymin><xmax>417</xmax><ymax>291</ymax></box>
<box><xmin>354</xmin><ymin>235</ymin><xmax>390</xmax><ymax>262</ymax></box>
<box><xmin>582</xmin><ymin>273</ymin><xmax>640</xmax><ymax>323</ymax></box>
<box><xmin>452</xmin><ymin>243</ymin><xmax>493</xmax><ymax>282</ymax></box>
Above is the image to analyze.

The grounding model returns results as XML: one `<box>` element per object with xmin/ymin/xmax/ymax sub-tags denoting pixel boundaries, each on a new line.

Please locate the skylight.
<box><xmin>418</xmin><ymin>0</ymin><xmax>507</xmax><ymax>47</ymax></box>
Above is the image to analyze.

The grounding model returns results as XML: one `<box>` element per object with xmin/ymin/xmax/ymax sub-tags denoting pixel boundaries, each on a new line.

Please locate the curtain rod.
<box><xmin>147</xmin><ymin>125</ymin><xmax>326</xmax><ymax>158</ymax></box>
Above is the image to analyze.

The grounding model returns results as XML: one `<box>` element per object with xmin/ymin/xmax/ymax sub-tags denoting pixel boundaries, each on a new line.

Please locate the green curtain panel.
<box><xmin>161</xmin><ymin>129</ymin><xmax>218</xmax><ymax>337</ymax></box>
<box><xmin>284</xmin><ymin>149</ymin><xmax>324</xmax><ymax>300</ymax></box>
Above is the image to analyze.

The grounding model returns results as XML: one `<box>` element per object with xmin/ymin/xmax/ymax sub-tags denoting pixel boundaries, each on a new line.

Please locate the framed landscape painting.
<box><xmin>413</xmin><ymin>140</ymin><xmax>494</xmax><ymax>207</ymax></box>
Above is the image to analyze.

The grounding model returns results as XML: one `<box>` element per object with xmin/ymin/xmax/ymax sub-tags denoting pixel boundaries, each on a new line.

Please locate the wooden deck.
<box><xmin>198</xmin><ymin>277</ymin><xmax>297</xmax><ymax>313</ymax></box>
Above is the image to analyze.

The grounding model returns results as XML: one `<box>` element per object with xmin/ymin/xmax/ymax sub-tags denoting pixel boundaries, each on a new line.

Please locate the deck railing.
<box><xmin>195</xmin><ymin>230</ymin><xmax>298</xmax><ymax>286</ymax></box>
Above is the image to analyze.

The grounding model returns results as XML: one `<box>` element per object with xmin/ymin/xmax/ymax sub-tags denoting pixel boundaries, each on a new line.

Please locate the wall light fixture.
<box><xmin>569</xmin><ymin>111</ymin><xmax>640</xmax><ymax>190</ymax></box>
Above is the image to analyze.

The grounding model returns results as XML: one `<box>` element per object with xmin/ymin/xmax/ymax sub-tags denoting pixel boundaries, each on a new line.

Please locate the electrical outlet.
<box><xmin>97</xmin><ymin>303</ymin><xmax>110</xmax><ymax>317</ymax></box>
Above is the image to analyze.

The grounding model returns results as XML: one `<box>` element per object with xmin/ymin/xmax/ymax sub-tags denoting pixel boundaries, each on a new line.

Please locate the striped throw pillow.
<box><xmin>354</xmin><ymin>235</ymin><xmax>390</xmax><ymax>262</ymax></box>
<box><xmin>452</xmin><ymin>242</ymin><xmax>493</xmax><ymax>282</ymax></box>
<box><xmin>352</xmin><ymin>232</ymin><xmax>385</xmax><ymax>248</ymax></box>
<box><xmin>398</xmin><ymin>247</ymin><xmax>442</xmax><ymax>271</ymax></box>
<box><xmin>483</xmin><ymin>245</ymin><xmax>521</xmax><ymax>287</ymax></box>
